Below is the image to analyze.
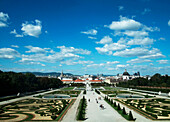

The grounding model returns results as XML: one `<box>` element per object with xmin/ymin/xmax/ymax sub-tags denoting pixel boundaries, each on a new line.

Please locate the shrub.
<box><xmin>117</xmin><ymin>103</ymin><xmax>121</xmax><ymax>110</ymax></box>
<box><xmin>77</xmin><ymin>97</ymin><xmax>87</xmax><ymax>120</ymax></box>
<box><xmin>83</xmin><ymin>90</ymin><xmax>86</xmax><ymax>94</ymax></box>
<box><xmin>162</xmin><ymin>111</ymin><xmax>169</xmax><ymax>116</ymax></box>
<box><xmin>128</xmin><ymin>111</ymin><xmax>134</xmax><ymax>120</ymax></box>
<box><xmin>95</xmin><ymin>89</ymin><xmax>100</xmax><ymax>94</ymax></box>
<box><xmin>114</xmin><ymin>102</ymin><xmax>117</xmax><ymax>107</ymax></box>
<box><xmin>110</xmin><ymin>99</ymin><xmax>113</xmax><ymax>105</ymax></box>
<box><xmin>122</xmin><ymin>107</ymin><xmax>126</xmax><ymax>115</ymax></box>
<box><xmin>51</xmin><ymin>115</ymin><xmax>57</xmax><ymax>120</ymax></box>
<box><xmin>162</xmin><ymin>106</ymin><xmax>168</xmax><ymax>109</ymax></box>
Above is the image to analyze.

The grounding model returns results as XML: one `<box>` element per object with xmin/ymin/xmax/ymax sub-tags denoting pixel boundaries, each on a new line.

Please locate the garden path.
<box><xmin>84</xmin><ymin>84</ymin><xmax>127</xmax><ymax>122</ymax></box>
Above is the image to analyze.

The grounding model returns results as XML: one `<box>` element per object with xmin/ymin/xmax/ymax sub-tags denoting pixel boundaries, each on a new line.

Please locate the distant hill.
<box><xmin>21</xmin><ymin>72</ymin><xmax>73</xmax><ymax>77</ymax></box>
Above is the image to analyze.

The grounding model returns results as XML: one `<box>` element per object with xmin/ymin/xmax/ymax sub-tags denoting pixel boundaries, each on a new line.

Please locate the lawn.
<box><xmin>62</xmin><ymin>87</ymin><xmax>75</xmax><ymax>90</ymax></box>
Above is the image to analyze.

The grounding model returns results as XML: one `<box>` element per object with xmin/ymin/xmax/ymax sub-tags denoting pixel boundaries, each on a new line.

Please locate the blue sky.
<box><xmin>0</xmin><ymin>0</ymin><xmax>170</xmax><ymax>75</ymax></box>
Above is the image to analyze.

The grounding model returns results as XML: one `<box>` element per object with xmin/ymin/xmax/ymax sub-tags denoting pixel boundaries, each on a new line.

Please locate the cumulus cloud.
<box><xmin>156</xmin><ymin>60</ymin><xmax>168</xmax><ymax>64</ymax></box>
<box><xmin>61</xmin><ymin>60</ymin><xmax>94</xmax><ymax>65</ymax></box>
<box><xmin>17</xmin><ymin>59</ymin><xmax>46</xmax><ymax>66</ymax></box>
<box><xmin>127</xmin><ymin>37</ymin><xmax>155</xmax><ymax>45</ymax></box>
<box><xmin>87</xmin><ymin>61</ymin><xmax>119</xmax><ymax>68</ymax></box>
<box><xmin>25</xmin><ymin>45</ymin><xmax>50</xmax><ymax>53</ymax></box>
<box><xmin>0</xmin><ymin>12</ymin><xmax>9</xmax><ymax>27</ymax></box>
<box><xmin>159</xmin><ymin>37</ymin><xmax>165</xmax><ymax>40</ymax></box>
<box><xmin>96</xmin><ymin>43</ymin><xmax>127</xmax><ymax>55</ymax></box>
<box><xmin>11</xmin><ymin>20</ymin><xmax>42</xmax><ymax>38</ymax></box>
<box><xmin>168</xmin><ymin>20</ymin><xmax>170</xmax><ymax>26</ymax></box>
<box><xmin>105</xmin><ymin>16</ymin><xmax>142</xmax><ymax>30</ymax></box>
<box><xmin>96</xmin><ymin>36</ymin><xmax>113</xmax><ymax>44</ymax></box>
<box><xmin>21</xmin><ymin>20</ymin><xmax>42</xmax><ymax>37</ymax></box>
<box><xmin>127</xmin><ymin>58</ymin><xmax>152</xmax><ymax>63</ymax></box>
<box><xmin>81</xmin><ymin>29</ymin><xmax>97</xmax><ymax>35</ymax></box>
<box><xmin>124</xmin><ymin>30</ymin><xmax>148</xmax><ymax>37</ymax></box>
<box><xmin>57</xmin><ymin>46</ymin><xmax>91</xmax><ymax>55</ymax></box>
<box><xmin>88</xmin><ymin>36</ymin><xmax>97</xmax><ymax>39</ymax></box>
<box><xmin>108</xmin><ymin>64</ymin><xmax>130</xmax><ymax>71</ymax></box>
<box><xmin>141</xmin><ymin>8</ymin><xmax>151</xmax><ymax>15</ymax></box>
<box><xmin>11</xmin><ymin>45</ymin><xmax>19</xmax><ymax>48</ymax></box>
<box><xmin>0</xmin><ymin>48</ymin><xmax>20</xmax><ymax>59</ymax></box>
<box><xmin>113</xmin><ymin>47</ymin><xmax>164</xmax><ymax>58</ymax></box>
<box><xmin>118</xmin><ymin>6</ymin><xmax>124</xmax><ymax>11</ymax></box>
<box><xmin>105</xmin><ymin>16</ymin><xmax>159</xmax><ymax>32</ymax></box>
<box><xmin>139</xmin><ymin>48</ymin><xmax>165</xmax><ymax>59</ymax></box>
<box><xmin>18</xmin><ymin>45</ymin><xmax>91</xmax><ymax>65</ymax></box>
<box><xmin>10</xmin><ymin>29</ymin><xmax>23</xmax><ymax>37</ymax></box>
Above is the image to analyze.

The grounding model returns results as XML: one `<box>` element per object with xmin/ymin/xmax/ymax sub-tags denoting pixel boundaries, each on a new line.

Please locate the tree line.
<box><xmin>118</xmin><ymin>73</ymin><xmax>170</xmax><ymax>87</ymax></box>
<box><xmin>0</xmin><ymin>70</ymin><xmax>63</xmax><ymax>97</ymax></box>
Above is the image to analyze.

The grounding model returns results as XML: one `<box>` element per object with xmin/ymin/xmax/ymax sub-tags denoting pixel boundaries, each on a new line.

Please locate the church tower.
<box><xmin>60</xmin><ymin>69</ymin><xmax>63</xmax><ymax>77</ymax></box>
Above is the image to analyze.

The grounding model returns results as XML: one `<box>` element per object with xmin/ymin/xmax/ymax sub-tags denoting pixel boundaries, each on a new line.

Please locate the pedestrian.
<box><xmin>88</xmin><ymin>99</ymin><xmax>90</xmax><ymax>102</ymax></box>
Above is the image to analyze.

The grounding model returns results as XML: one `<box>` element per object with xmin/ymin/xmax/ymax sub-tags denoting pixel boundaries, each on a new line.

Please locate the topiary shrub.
<box><xmin>114</xmin><ymin>102</ymin><xmax>117</xmax><ymax>107</ymax></box>
<box><xmin>128</xmin><ymin>111</ymin><xmax>134</xmax><ymax>120</ymax></box>
<box><xmin>122</xmin><ymin>107</ymin><xmax>126</xmax><ymax>115</ymax></box>
<box><xmin>117</xmin><ymin>103</ymin><xmax>121</xmax><ymax>110</ymax></box>
<box><xmin>51</xmin><ymin>115</ymin><xmax>57</xmax><ymax>120</ymax></box>
<box><xmin>83</xmin><ymin>90</ymin><xmax>86</xmax><ymax>94</ymax></box>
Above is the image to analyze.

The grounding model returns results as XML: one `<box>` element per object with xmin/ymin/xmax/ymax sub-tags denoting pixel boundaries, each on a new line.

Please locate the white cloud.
<box><xmin>108</xmin><ymin>64</ymin><xmax>130</xmax><ymax>70</ymax></box>
<box><xmin>142</xmin><ymin>26</ymin><xmax>160</xmax><ymax>32</ymax></box>
<box><xmin>57</xmin><ymin>46</ymin><xmax>91</xmax><ymax>55</ymax></box>
<box><xmin>168</xmin><ymin>20</ymin><xmax>170</xmax><ymax>26</ymax></box>
<box><xmin>19</xmin><ymin>46</ymin><xmax>91</xmax><ymax>64</ymax></box>
<box><xmin>25</xmin><ymin>45</ymin><xmax>50</xmax><ymax>53</ymax></box>
<box><xmin>113</xmin><ymin>47</ymin><xmax>164</xmax><ymax>58</ymax></box>
<box><xmin>117</xmin><ymin>37</ymin><xmax>128</xmax><ymax>44</ymax></box>
<box><xmin>21</xmin><ymin>19</ymin><xmax>42</xmax><ymax>37</ymax></box>
<box><xmin>159</xmin><ymin>37</ymin><xmax>165</xmax><ymax>40</ymax></box>
<box><xmin>11</xmin><ymin>45</ymin><xmax>19</xmax><ymax>48</ymax></box>
<box><xmin>116</xmin><ymin>64</ymin><xmax>129</xmax><ymax>68</ymax></box>
<box><xmin>96</xmin><ymin>43</ymin><xmax>127</xmax><ymax>55</ymax></box>
<box><xmin>141</xmin><ymin>8</ymin><xmax>151</xmax><ymax>15</ymax></box>
<box><xmin>127</xmin><ymin>37</ymin><xmax>155</xmax><ymax>45</ymax></box>
<box><xmin>0</xmin><ymin>48</ymin><xmax>20</xmax><ymax>59</ymax></box>
<box><xmin>0</xmin><ymin>12</ymin><xmax>9</xmax><ymax>27</ymax></box>
<box><xmin>105</xmin><ymin>16</ymin><xmax>142</xmax><ymax>30</ymax></box>
<box><xmin>139</xmin><ymin>48</ymin><xmax>165</xmax><ymax>59</ymax></box>
<box><xmin>96</xmin><ymin>36</ymin><xmax>113</xmax><ymax>44</ymax></box>
<box><xmin>87</xmin><ymin>61</ymin><xmax>119</xmax><ymax>68</ymax></box>
<box><xmin>106</xmin><ymin>61</ymin><xmax>120</xmax><ymax>64</ymax></box>
<box><xmin>81</xmin><ymin>29</ymin><xmax>97</xmax><ymax>35</ymax></box>
<box><xmin>105</xmin><ymin>16</ymin><xmax>159</xmax><ymax>32</ymax></box>
<box><xmin>124</xmin><ymin>30</ymin><xmax>148</xmax><ymax>37</ymax></box>
<box><xmin>127</xmin><ymin>58</ymin><xmax>152</xmax><ymax>63</ymax></box>
<box><xmin>156</xmin><ymin>60</ymin><xmax>168</xmax><ymax>64</ymax></box>
<box><xmin>88</xmin><ymin>36</ymin><xmax>97</xmax><ymax>39</ymax></box>
<box><xmin>61</xmin><ymin>60</ymin><xmax>94</xmax><ymax>65</ymax></box>
<box><xmin>10</xmin><ymin>29</ymin><xmax>23</xmax><ymax>37</ymax></box>
<box><xmin>17</xmin><ymin>59</ymin><xmax>46</xmax><ymax>66</ymax></box>
<box><xmin>118</xmin><ymin>6</ymin><xmax>124</xmax><ymax>11</ymax></box>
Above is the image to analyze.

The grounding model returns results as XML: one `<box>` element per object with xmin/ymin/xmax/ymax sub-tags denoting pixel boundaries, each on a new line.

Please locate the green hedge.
<box><xmin>77</xmin><ymin>96</ymin><xmax>87</xmax><ymax>120</ymax></box>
